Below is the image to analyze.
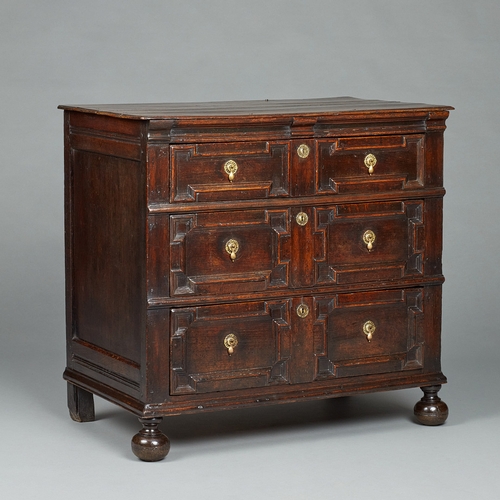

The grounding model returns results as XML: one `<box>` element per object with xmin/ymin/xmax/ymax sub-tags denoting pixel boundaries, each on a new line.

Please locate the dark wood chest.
<box><xmin>60</xmin><ymin>97</ymin><xmax>452</xmax><ymax>461</ymax></box>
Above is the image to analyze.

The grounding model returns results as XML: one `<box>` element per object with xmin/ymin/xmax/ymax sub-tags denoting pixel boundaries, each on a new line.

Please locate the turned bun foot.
<box><xmin>414</xmin><ymin>385</ymin><xmax>449</xmax><ymax>426</ymax></box>
<box><xmin>131</xmin><ymin>418</ymin><xmax>170</xmax><ymax>462</ymax></box>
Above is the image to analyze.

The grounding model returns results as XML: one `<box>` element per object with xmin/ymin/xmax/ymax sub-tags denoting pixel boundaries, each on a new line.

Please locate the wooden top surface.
<box><xmin>59</xmin><ymin>96</ymin><xmax>452</xmax><ymax>120</ymax></box>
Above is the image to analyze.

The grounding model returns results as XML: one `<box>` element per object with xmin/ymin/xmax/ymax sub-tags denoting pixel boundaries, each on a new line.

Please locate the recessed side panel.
<box><xmin>69</xmin><ymin>148</ymin><xmax>145</xmax><ymax>392</ymax></box>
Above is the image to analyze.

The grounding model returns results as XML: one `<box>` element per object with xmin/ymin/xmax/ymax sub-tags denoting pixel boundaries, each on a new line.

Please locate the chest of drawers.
<box><xmin>60</xmin><ymin>97</ymin><xmax>452</xmax><ymax>461</ymax></box>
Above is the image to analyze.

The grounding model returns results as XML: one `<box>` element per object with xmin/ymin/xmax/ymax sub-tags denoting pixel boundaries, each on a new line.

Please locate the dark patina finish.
<box><xmin>60</xmin><ymin>97</ymin><xmax>452</xmax><ymax>461</ymax></box>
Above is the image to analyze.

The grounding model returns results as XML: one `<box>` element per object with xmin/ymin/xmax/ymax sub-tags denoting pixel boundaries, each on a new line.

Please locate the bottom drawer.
<box><xmin>315</xmin><ymin>288</ymin><xmax>425</xmax><ymax>379</ymax></box>
<box><xmin>170</xmin><ymin>287</ymin><xmax>427</xmax><ymax>395</ymax></box>
<box><xmin>170</xmin><ymin>300</ymin><xmax>291</xmax><ymax>395</ymax></box>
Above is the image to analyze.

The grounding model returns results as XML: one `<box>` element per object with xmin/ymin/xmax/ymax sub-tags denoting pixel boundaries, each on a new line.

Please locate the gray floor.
<box><xmin>3</xmin><ymin>333</ymin><xmax>499</xmax><ymax>499</ymax></box>
<box><xmin>2</xmin><ymin>1</ymin><xmax>500</xmax><ymax>498</ymax></box>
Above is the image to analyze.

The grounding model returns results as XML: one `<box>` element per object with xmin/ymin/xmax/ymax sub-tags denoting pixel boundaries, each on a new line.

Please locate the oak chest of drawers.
<box><xmin>60</xmin><ymin>97</ymin><xmax>452</xmax><ymax>461</ymax></box>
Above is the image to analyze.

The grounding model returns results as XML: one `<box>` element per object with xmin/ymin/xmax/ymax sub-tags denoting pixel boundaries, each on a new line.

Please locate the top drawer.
<box><xmin>171</xmin><ymin>141</ymin><xmax>290</xmax><ymax>203</ymax></box>
<box><xmin>317</xmin><ymin>134</ymin><xmax>425</xmax><ymax>195</ymax></box>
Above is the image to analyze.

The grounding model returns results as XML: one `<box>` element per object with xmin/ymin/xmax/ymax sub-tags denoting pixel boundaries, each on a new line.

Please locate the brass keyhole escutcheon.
<box><xmin>364</xmin><ymin>153</ymin><xmax>377</xmax><ymax>175</ymax></box>
<box><xmin>296</xmin><ymin>212</ymin><xmax>309</xmax><ymax>226</ymax></box>
<box><xmin>363</xmin><ymin>320</ymin><xmax>376</xmax><ymax>342</ymax></box>
<box><xmin>225</xmin><ymin>239</ymin><xmax>239</xmax><ymax>262</ymax></box>
<box><xmin>224</xmin><ymin>333</ymin><xmax>238</xmax><ymax>355</ymax></box>
<box><xmin>297</xmin><ymin>144</ymin><xmax>310</xmax><ymax>159</ymax></box>
<box><xmin>296</xmin><ymin>303</ymin><xmax>310</xmax><ymax>318</ymax></box>
<box><xmin>224</xmin><ymin>160</ymin><xmax>238</xmax><ymax>182</ymax></box>
<box><xmin>363</xmin><ymin>230</ymin><xmax>376</xmax><ymax>251</ymax></box>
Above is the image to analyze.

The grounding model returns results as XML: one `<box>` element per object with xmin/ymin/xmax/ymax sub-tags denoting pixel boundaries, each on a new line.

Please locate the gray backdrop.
<box><xmin>1</xmin><ymin>1</ymin><xmax>499</xmax><ymax>498</ymax></box>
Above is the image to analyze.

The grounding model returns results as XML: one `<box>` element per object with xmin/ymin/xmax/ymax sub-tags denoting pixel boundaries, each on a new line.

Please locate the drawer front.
<box><xmin>171</xmin><ymin>141</ymin><xmax>290</xmax><ymax>202</ymax></box>
<box><xmin>314</xmin><ymin>200</ymin><xmax>424</xmax><ymax>285</ymax></box>
<box><xmin>170</xmin><ymin>300</ymin><xmax>291</xmax><ymax>394</ymax></box>
<box><xmin>314</xmin><ymin>288</ymin><xmax>424</xmax><ymax>379</ymax></box>
<box><xmin>317</xmin><ymin>134</ymin><xmax>424</xmax><ymax>194</ymax></box>
<box><xmin>170</xmin><ymin>209</ymin><xmax>291</xmax><ymax>296</ymax></box>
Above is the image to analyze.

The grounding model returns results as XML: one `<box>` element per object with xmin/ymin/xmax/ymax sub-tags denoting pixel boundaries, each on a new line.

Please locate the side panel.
<box><xmin>72</xmin><ymin>149</ymin><xmax>144</xmax><ymax>362</ymax></box>
<box><xmin>65</xmin><ymin>112</ymin><xmax>146</xmax><ymax>397</ymax></box>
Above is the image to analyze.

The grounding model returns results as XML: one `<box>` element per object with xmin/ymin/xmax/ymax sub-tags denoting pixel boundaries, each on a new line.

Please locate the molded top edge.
<box><xmin>58</xmin><ymin>96</ymin><xmax>453</xmax><ymax>120</ymax></box>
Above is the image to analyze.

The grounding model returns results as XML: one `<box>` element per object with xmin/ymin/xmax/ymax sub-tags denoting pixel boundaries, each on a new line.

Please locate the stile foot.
<box><xmin>67</xmin><ymin>383</ymin><xmax>95</xmax><ymax>423</ymax></box>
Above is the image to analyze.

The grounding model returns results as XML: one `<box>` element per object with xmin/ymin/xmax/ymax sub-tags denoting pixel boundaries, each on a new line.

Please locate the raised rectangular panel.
<box><xmin>314</xmin><ymin>289</ymin><xmax>424</xmax><ymax>379</ymax></box>
<box><xmin>170</xmin><ymin>300</ymin><xmax>292</xmax><ymax>394</ymax></box>
<box><xmin>169</xmin><ymin>209</ymin><xmax>291</xmax><ymax>296</ymax></box>
<box><xmin>171</xmin><ymin>141</ymin><xmax>290</xmax><ymax>202</ymax></box>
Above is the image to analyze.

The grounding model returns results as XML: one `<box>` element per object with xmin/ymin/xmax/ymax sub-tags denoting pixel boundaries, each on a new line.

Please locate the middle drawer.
<box><xmin>166</xmin><ymin>200</ymin><xmax>425</xmax><ymax>298</ymax></box>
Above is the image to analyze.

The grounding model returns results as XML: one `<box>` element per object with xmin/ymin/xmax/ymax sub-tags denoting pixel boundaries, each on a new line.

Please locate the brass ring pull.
<box><xmin>296</xmin><ymin>212</ymin><xmax>309</xmax><ymax>226</ymax></box>
<box><xmin>224</xmin><ymin>160</ymin><xmax>238</xmax><ymax>182</ymax></box>
<box><xmin>297</xmin><ymin>144</ymin><xmax>310</xmax><ymax>159</ymax></box>
<box><xmin>296</xmin><ymin>303</ymin><xmax>310</xmax><ymax>318</ymax></box>
<box><xmin>364</xmin><ymin>154</ymin><xmax>377</xmax><ymax>175</ymax></box>
<box><xmin>224</xmin><ymin>333</ymin><xmax>238</xmax><ymax>355</ymax></box>
<box><xmin>225</xmin><ymin>239</ymin><xmax>239</xmax><ymax>262</ymax></box>
<box><xmin>363</xmin><ymin>230</ymin><xmax>376</xmax><ymax>251</ymax></box>
<box><xmin>363</xmin><ymin>320</ymin><xmax>376</xmax><ymax>342</ymax></box>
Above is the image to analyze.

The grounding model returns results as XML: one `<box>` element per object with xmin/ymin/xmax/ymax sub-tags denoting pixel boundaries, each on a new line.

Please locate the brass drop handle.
<box><xmin>224</xmin><ymin>160</ymin><xmax>238</xmax><ymax>182</ymax></box>
<box><xmin>363</xmin><ymin>320</ymin><xmax>376</xmax><ymax>342</ymax></box>
<box><xmin>296</xmin><ymin>303</ymin><xmax>310</xmax><ymax>318</ymax></box>
<box><xmin>224</xmin><ymin>333</ymin><xmax>238</xmax><ymax>355</ymax></box>
<box><xmin>225</xmin><ymin>239</ymin><xmax>239</xmax><ymax>262</ymax></box>
<box><xmin>364</xmin><ymin>153</ymin><xmax>377</xmax><ymax>175</ymax></box>
<box><xmin>297</xmin><ymin>144</ymin><xmax>310</xmax><ymax>158</ymax></box>
<box><xmin>363</xmin><ymin>230</ymin><xmax>376</xmax><ymax>251</ymax></box>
